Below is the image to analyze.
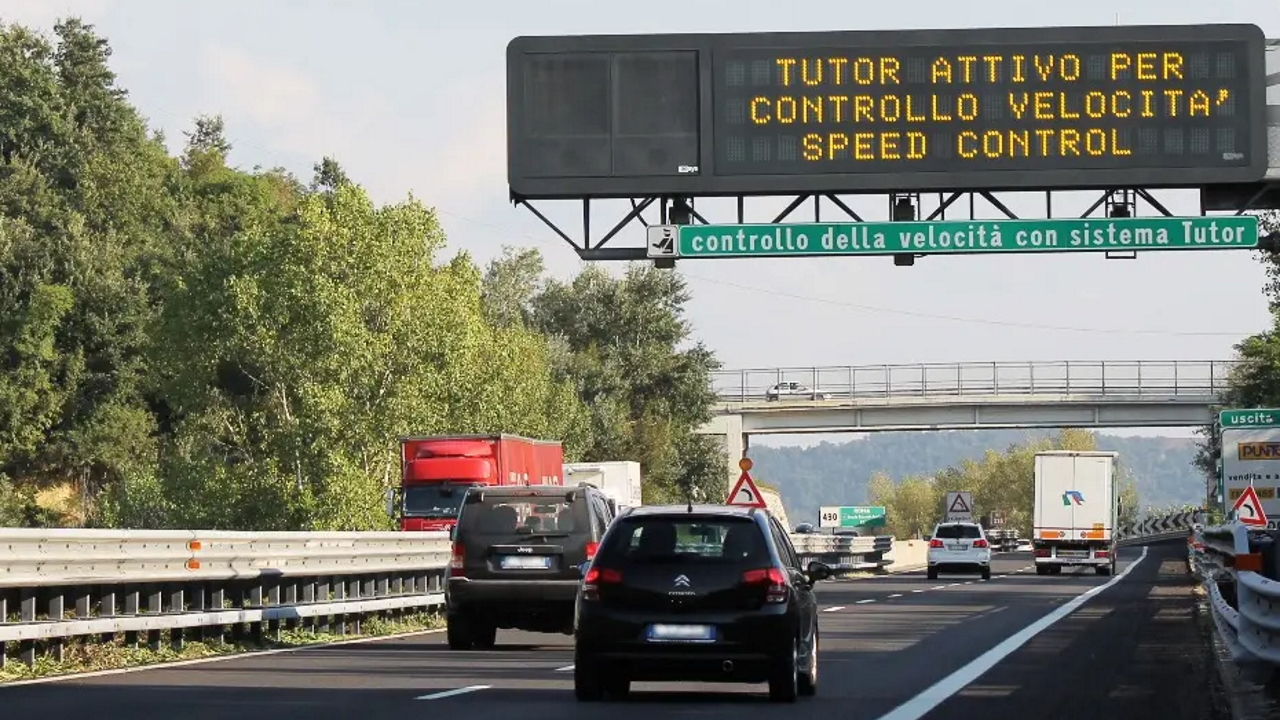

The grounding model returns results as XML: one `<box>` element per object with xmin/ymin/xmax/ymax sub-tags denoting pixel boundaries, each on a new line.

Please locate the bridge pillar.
<box><xmin>696</xmin><ymin>414</ymin><xmax>745</xmax><ymax>494</ymax></box>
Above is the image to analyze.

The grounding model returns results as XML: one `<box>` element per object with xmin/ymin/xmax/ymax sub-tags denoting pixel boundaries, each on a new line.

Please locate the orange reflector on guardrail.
<box><xmin>1235</xmin><ymin>553</ymin><xmax>1264</xmax><ymax>572</ymax></box>
<box><xmin>185</xmin><ymin>559</ymin><xmax>201</xmax><ymax>570</ymax></box>
<box><xmin>187</xmin><ymin>540</ymin><xmax>202</xmax><ymax>551</ymax></box>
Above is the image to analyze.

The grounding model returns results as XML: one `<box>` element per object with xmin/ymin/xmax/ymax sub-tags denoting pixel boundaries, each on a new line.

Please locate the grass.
<box><xmin>0</xmin><ymin>611</ymin><xmax>444</xmax><ymax>683</ymax></box>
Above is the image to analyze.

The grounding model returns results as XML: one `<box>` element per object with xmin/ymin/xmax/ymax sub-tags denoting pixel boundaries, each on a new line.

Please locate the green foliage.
<box><xmin>482</xmin><ymin>250</ymin><xmax>725</xmax><ymax>505</ymax></box>
<box><xmin>754</xmin><ymin>428</ymin><xmax>1202</xmax><ymax>527</ymax></box>
<box><xmin>788</xmin><ymin>430</ymin><xmax>1139</xmax><ymax>538</ymax></box>
<box><xmin>1193</xmin><ymin>211</ymin><xmax>1280</xmax><ymax>495</ymax></box>
<box><xmin>4</xmin><ymin>20</ymin><xmax>706</xmax><ymax>530</ymax></box>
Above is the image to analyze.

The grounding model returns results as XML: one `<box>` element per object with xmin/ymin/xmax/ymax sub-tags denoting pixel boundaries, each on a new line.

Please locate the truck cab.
<box><xmin>391</xmin><ymin>434</ymin><xmax>565</xmax><ymax>531</ymax></box>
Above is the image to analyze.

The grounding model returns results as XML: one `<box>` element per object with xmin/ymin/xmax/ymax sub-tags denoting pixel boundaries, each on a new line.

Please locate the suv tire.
<box><xmin>798</xmin><ymin>631</ymin><xmax>818</xmax><ymax>696</ymax></box>
<box><xmin>768</xmin><ymin>637</ymin><xmax>799</xmax><ymax>703</ymax></box>
<box><xmin>446</xmin><ymin>613</ymin><xmax>472</xmax><ymax>650</ymax></box>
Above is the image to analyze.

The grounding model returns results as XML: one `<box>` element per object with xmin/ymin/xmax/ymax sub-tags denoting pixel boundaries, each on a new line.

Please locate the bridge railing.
<box><xmin>1190</xmin><ymin>522</ymin><xmax>1280</xmax><ymax>672</ymax></box>
<box><xmin>713</xmin><ymin>360</ymin><xmax>1236</xmax><ymax>403</ymax></box>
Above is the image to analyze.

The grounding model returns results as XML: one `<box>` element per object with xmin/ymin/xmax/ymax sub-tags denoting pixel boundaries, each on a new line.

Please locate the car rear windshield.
<box><xmin>460</xmin><ymin>495</ymin><xmax>589</xmax><ymax>536</ymax></box>
<box><xmin>935</xmin><ymin>524</ymin><xmax>983</xmax><ymax>539</ymax></box>
<box><xmin>596</xmin><ymin>516</ymin><xmax>770</xmax><ymax>566</ymax></box>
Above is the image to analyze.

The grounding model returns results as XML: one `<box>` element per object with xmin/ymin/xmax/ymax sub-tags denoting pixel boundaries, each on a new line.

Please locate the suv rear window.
<box><xmin>935</xmin><ymin>524</ymin><xmax>983</xmax><ymax>539</ymax></box>
<box><xmin>597</xmin><ymin>516</ymin><xmax>770</xmax><ymax>566</ymax></box>
<box><xmin>461</xmin><ymin>495</ymin><xmax>589</xmax><ymax>536</ymax></box>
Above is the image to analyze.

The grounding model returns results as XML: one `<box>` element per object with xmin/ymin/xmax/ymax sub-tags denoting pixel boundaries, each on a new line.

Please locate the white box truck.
<box><xmin>1032</xmin><ymin>450</ymin><xmax>1119</xmax><ymax>577</ymax></box>
<box><xmin>564</xmin><ymin>461</ymin><xmax>642</xmax><ymax>513</ymax></box>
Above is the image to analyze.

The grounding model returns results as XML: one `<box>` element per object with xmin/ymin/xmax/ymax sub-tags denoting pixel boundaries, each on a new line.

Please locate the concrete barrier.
<box><xmin>884</xmin><ymin>539</ymin><xmax>928</xmax><ymax>572</ymax></box>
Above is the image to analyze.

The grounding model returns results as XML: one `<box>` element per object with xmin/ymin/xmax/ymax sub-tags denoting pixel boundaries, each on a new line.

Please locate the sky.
<box><xmin>3</xmin><ymin>0</ymin><xmax>1276</xmax><ymax>448</ymax></box>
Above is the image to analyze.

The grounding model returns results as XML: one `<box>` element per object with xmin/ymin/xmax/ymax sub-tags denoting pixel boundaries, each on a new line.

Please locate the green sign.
<box><xmin>1219</xmin><ymin>408</ymin><xmax>1280</xmax><ymax>428</ymax></box>
<box><xmin>672</xmin><ymin>216</ymin><xmax>1259</xmax><ymax>258</ymax></box>
<box><xmin>819</xmin><ymin>505</ymin><xmax>887</xmax><ymax>529</ymax></box>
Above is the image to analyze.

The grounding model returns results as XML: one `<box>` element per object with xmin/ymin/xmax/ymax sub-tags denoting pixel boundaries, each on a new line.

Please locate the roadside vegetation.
<box><xmin>0</xmin><ymin>19</ymin><xmax>724</xmax><ymax>531</ymax></box>
<box><xmin>0</xmin><ymin>612</ymin><xmax>443</xmax><ymax>682</ymax></box>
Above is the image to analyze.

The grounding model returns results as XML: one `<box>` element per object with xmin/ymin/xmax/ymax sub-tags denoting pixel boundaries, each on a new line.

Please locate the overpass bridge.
<box><xmin>699</xmin><ymin>359</ymin><xmax>1234</xmax><ymax>485</ymax></box>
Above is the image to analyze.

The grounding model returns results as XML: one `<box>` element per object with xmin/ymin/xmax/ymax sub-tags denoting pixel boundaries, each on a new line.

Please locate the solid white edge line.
<box><xmin>822</xmin><ymin>606</ymin><xmax>846</xmax><ymax>612</ymax></box>
<box><xmin>871</xmin><ymin>546</ymin><xmax>1149</xmax><ymax>720</ymax></box>
<box><xmin>415</xmin><ymin>684</ymin><xmax>491</xmax><ymax>700</ymax></box>
<box><xmin>888</xmin><ymin>593</ymin><xmax>903</xmax><ymax>598</ymax></box>
<box><xmin>555</xmin><ymin>665</ymin><xmax>575</xmax><ymax>672</ymax></box>
<box><xmin>855</xmin><ymin>599</ymin><xmax>876</xmax><ymax>604</ymax></box>
<box><xmin>0</xmin><ymin>627</ymin><xmax>447</xmax><ymax>688</ymax></box>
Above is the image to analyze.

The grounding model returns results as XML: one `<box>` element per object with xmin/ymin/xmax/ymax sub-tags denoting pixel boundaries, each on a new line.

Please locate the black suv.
<box><xmin>572</xmin><ymin>504</ymin><xmax>832</xmax><ymax>703</ymax></box>
<box><xmin>445</xmin><ymin>483</ymin><xmax>615</xmax><ymax>650</ymax></box>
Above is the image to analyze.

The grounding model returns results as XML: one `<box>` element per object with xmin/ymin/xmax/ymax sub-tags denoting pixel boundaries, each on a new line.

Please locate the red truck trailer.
<box><xmin>391</xmin><ymin>434</ymin><xmax>564</xmax><ymax>531</ymax></box>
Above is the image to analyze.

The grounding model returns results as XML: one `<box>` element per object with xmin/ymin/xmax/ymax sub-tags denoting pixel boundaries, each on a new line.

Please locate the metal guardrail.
<box><xmin>1190</xmin><ymin>522</ymin><xmax>1280</xmax><ymax>670</ymax></box>
<box><xmin>1117</xmin><ymin>510</ymin><xmax>1202</xmax><ymax>545</ymax></box>
<box><xmin>713</xmin><ymin>360</ymin><xmax>1235</xmax><ymax>403</ymax></box>
<box><xmin>791</xmin><ymin>534</ymin><xmax>894</xmax><ymax>572</ymax></box>
<box><xmin>0</xmin><ymin>527</ymin><xmax>890</xmax><ymax>671</ymax></box>
<box><xmin>0</xmin><ymin>529</ymin><xmax>451</xmax><ymax>669</ymax></box>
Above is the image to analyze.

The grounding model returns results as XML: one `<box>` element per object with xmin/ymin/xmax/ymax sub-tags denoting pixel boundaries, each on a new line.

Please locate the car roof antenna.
<box><xmin>683</xmin><ymin>481</ymin><xmax>694</xmax><ymax>513</ymax></box>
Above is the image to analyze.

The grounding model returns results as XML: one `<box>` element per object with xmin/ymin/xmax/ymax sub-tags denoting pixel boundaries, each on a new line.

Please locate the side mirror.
<box><xmin>806</xmin><ymin>561</ymin><xmax>833</xmax><ymax>583</ymax></box>
<box><xmin>383</xmin><ymin>488</ymin><xmax>397</xmax><ymax>517</ymax></box>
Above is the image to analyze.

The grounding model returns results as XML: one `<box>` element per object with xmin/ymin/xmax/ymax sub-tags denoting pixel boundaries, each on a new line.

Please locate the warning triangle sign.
<box><xmin>1232</xmin><ymin>485</ymin><xmax>1269</xmax><ymax>527</ymax></box>
<box><xmin>726</xmin><ymin>471</ymin><xmax>766</xmax><ymax>508</ymax></box>
<box><xmin>948</xmin><ymin>493</ymin><xmax>971</xmax><ymax>514</ymax></box>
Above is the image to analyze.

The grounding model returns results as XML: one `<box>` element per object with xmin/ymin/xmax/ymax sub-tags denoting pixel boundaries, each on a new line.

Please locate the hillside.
<box><xmin>749</xmin><ymin>430</ymin><xmax>1206</xmax><ymax>526</ymax></box>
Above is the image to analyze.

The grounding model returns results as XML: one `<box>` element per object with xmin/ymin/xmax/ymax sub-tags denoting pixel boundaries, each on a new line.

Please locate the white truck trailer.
<box><xmin>564</xmin><ymin>461</ymin><xmax>642</xmax><ymax>513</ymax></box>
<box><xmin>1032</xmin><ymin>450</ymin><xmax>1119</xmax><ymax>577</ymax></box>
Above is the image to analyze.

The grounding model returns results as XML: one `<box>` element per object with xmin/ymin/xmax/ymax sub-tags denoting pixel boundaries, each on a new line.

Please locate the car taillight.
<box><xmin>743</xmin><ymin>567</ymin><xmax>789</xmax><ymax>604</ymax></box>
<box><xmin>973</xmin><ymin>539</ymin><xmax>988</xmax><ymax>548</ymax></box>
<box><xmin>581</xmin><ymin>566</ymin><xmax>622</xmax><ymax>602</ymax></box>
<box><xmin>1034</xmin><ymin>548</ymin><xmax>1051</xmax><ymax>557</ymax></box>
<box><xmin>449</xmin><ymin>542</ymin><xmax>465</xmax><ymax>577</ymax></box>
<box><xmin>928</xmin><ymin>539</ymin><xmax>944</xmax><ymax>548</ymax></box>
<box><xmin>1095</xmin><ymin>550</ymin><xmax>1109</xmax><ymax>558</ymax></box>
<box><xmin>585</xmin><ymin>541</ymin><xmax>599</xmax><ymax>560</ymax></box>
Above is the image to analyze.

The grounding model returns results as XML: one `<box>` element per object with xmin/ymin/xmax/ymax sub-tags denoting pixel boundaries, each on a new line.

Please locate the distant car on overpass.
<box><xmin>765</xmin><ymin>382</ymin><xmax>832</xmax><ymax>401</ymax></box>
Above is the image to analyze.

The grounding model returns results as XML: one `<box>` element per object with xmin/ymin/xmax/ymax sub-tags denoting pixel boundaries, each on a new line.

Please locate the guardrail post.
<box><xmin>1029</xmin><ymin>361</ymin><xmax>1035</xmax><ymax>393</ymax></box>
<box><xmin>1101</xmin><ymin>360</ymin><xmax>1107</xmax><ymax>394</ymax></box>
<box><xmin>992</xmin><ymin>362</ymin><xmax>998</xmax><ymax>393</ymax></box>
<box><xmin>48</xmin><ymin>592</ymin><xmax>65</xmax><ymax>662</ymax></box>
<box><xmin>1137</xmin><ymin>360</ymin><xmax>1143</xmax><ymax>395</ymax></box>
<box><xmin>883</xmin><ymin>364</ymin><xmax>890</xmax><ymax>397</ymax></box>
<box><xmin>20</xmin><ymin>589</ymin><xmax>35</xmax><ymax>666</ymax></box>
<box><xmin>920</xmin><ymin>364</ymin><xmax>926</xmax><ymax>395</ymax></box>
<box><xmin>847</xmin><ymin>366</ymin><xmax>854</xmax><ymax>398</ymax></box>
<box><xmin>1065</xmin><ymin>360</ymin><xmax>1071</xmax><ymax>392</ymax></box>
<box><xmin>956</xmin><ymin>363</ymin><xmax>962</xmax><ymax>396</ymax></box>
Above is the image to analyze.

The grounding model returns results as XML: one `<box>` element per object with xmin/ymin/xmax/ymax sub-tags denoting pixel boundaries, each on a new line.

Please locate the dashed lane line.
<box><xmin>823</xmin><ymin>605</ymin><xmax>846</xmax><ymax>612</ymax></box>
<box><xmin>415</xmin><ymin>685</ymin><xmax>491</xmax><ymax>701</ymax></box>
<box><xmin>856</xmin><ymin>598</ymin><xmax>877</xmax><ymax>604</ymax></box>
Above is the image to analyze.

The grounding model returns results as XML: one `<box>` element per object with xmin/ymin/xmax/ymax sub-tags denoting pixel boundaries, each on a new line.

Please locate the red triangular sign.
<box><xmin>1232</xmin><ymin>485</ymin><xmax>1269</xmax><ymax>527</ymax></box>
<box><xmin>949</xmin><ymin>494</ymin><xmax>971</xmax><ymax>514</ymax></box>
<box><xmin>726</xmin><ymin>471</ymin><xmax>766</xmax><ymax>508</ymax></box>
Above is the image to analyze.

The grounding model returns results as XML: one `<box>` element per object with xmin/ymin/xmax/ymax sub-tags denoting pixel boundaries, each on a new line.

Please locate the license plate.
<box><xmin>499</xmin><ymin>555</ymin><xmax>550</xmax><ymax>569</ymax></box>
<box><xmin>645</xmin><ymin>624</ymin><xmax>716</xmax><ymax>643</ymax></box>
<box><xmin>947</xmin><ymin>543</ymin><xmax>966</xmax><ymax>551</ymax></box>
<box><xmin>1059</xmin><ymin>550</ymin><xmax>1087</xmax><ymax>558</ymax></box>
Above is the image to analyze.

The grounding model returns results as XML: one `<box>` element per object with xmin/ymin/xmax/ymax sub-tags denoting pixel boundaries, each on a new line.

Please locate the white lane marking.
<box><xmin>856</xmin><ymin>598</ymin><xmax>877</xmax><ymax>604</ymax></box>
<box><xmin>947</xmin><ymin>583</ymin><xmax>962</xmax><ymax>587</ymax></box>
<box><xmin>871</xmin><ymin>547</ymin><xmax>1147</xmax><ymax>720</ymax></box>
<box><xmin>963</xmin><ymin>581</ymin><xmax>975</xmax><ymax>585</ymax></box>
<box><xmin>555</xmin><ymin>665</ymin><xmax>575</xmax><ymax>672</ymax></box>
<box><xmin>823</xmin><ymin>606</ymin><xmax>846</xmax><ymax>612</ymax></box>
<box><xmin>416</xmin><ymin>685</ymin><xmax>491</xmax><ymax>701</ymax></box>
<box><xmin>931</xmin><ymin>585</ymin><xmax>946</xmax><ymax>590</ymax></box>
<box><xmin>0</xmin><ymin>626</ymin><xmax>448</xmax><ymax>688</ymax></box>
<box><xmin>888</xmin><ymin>593</ymin><xmax>903</xmax><ymax>598</ymax></box>
<box><xmin>911</xmin><ymin>589</ymin><xmax>925</xmax><ymax>593</ymax></box>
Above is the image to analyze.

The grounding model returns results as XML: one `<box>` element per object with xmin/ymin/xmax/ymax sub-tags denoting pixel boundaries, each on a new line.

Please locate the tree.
<box><xmin>0</xmin><ymin>19</ymin><xmax>176</xmax><ymax>523</ymax></box>
<box><xmin>868</xmin><ymin>430</ymin><xmax>1139</xmax><ymax>537</ymax></box>
<box><xmin>1193</xmin><ymin>211</ymin><xmax>1280</xmax><ymax>497</ymax></box>
<box><xmin>482</xmin><ymin>253</ymin><xmax>725</xmax><ymax>504</ymax></box>
<box><xmin>104</xmin><ymin>145</ymin><xmax>589</xmax><ymax>530</ymax></box>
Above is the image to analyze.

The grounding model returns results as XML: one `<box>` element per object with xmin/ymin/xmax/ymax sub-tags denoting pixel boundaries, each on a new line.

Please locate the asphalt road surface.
<box><xmin>0</xmin><ymin>541</ymin><xmax>1225</xmax><ymax>720</ymax></box>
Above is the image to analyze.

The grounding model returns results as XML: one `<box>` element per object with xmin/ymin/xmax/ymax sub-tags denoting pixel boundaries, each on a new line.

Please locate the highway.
<box><xmin>0</xmin><ymin>541</ymin><xmax>1223</xmax><ymax>720</ymax></box>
